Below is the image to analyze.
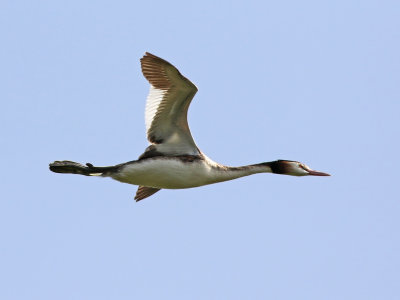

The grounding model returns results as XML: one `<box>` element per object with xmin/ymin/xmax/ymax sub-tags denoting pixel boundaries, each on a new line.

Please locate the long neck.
<box><xmin>210</xmin><ymin>162</ymin><xmax>274</xmax><ymax>184</ymax></box>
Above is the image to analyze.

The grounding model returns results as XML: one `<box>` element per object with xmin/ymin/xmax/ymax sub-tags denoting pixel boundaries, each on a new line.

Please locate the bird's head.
<box><xmin>269</xmin><ymin>160</ymin><xmax>330</xmax><ymax>176</ymax></box>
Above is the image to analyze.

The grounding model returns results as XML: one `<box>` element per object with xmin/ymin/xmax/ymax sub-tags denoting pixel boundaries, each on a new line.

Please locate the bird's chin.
<box><xmin>307</xmin><ymin>170</ymin><xmax>330</xmax><ymax>176</ymax></box>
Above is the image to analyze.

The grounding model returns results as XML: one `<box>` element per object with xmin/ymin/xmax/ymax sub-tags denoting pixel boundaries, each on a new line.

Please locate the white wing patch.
<box><xmin>145</xmin><ymin>86</ymin><xmax>166</xmax><ymax>134</ymax></box>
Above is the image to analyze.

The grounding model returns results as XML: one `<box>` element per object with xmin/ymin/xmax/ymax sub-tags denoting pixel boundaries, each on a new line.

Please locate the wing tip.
<box><xmin>141</xmin><ymin>52</ymin><xmax>170</xmax><ymax>66</ymax></box>
<box><xmin>135</xmin><ymin>186</ymin><xmax>161</xmax><ymax>201</ymax></box>
<box><xmin>143</xmin><ymin>51</ymin><xmax>157</xmax><ymax>58</ymax></box>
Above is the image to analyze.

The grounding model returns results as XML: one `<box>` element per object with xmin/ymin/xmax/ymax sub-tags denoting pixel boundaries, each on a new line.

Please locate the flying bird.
<box><xmin>49</xmin><ymin>52</ymin><xmax>330</xmax><ymax>201</ymax></box>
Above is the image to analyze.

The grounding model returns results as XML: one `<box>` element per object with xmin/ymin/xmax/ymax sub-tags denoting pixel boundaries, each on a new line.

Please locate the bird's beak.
<box><xmin>307</xmin><ymin>169</ymin><xmax>330</xmax><ymax>176</ymax></box>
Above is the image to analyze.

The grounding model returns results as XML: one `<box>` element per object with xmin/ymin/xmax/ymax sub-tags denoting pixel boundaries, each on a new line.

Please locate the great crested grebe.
<box><xmin>50</xmin><ymin>52</ymin><xmax>329</xmax><ymax>201</ymax></box>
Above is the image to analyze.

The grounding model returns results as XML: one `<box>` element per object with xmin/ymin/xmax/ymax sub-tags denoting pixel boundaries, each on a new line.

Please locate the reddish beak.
<box><xmin>308</xmin><ymin>170</ymin><xmax>330</xmax><ymax>176</ymax></box>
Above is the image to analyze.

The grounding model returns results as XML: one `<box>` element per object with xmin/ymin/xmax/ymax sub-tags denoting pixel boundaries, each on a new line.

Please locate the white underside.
<box><xmin>110</xmin><ymin>157</ymin><xmax>261</xmax><ymax>189</ymax></box>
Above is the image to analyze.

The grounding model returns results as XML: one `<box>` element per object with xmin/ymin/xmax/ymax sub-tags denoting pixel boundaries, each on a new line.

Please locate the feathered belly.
<box><xmin>111</xmin><ymin>158</ymin><xmax>216</xmax><ymax>189</ymax></box>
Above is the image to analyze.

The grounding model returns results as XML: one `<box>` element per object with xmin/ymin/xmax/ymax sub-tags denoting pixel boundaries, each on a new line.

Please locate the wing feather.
<box><xmin>140</xmin><ymin>52</ymin><xmax>199</xmax><ymax>155</ymax></box>
<box><xmin>135</xmin><ymin>186</ymin><xmax>161</xmax><ymax>201</ymax></box>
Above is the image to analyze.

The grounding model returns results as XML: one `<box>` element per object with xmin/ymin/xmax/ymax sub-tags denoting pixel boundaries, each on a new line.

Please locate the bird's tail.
<box><xmin>49</xmin><ymin>160</ymin><xmax>118</xmax><ymax>176</ymax></box>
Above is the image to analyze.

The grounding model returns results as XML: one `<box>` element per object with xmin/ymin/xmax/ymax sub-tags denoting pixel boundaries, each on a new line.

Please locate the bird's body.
<box><xmin>50</xmin><ymin>52</ymin><xmax>329</xmax><ymax>201</ymax></box>
<box><xmin>114</xmin><ymin>156</ymin><xmax>222</xmax><ymax>189</ymax></box>
<box><xmin>111</xmin><ymin>156</ymin><xmax>274</xmax><ymax>189</ymax></box>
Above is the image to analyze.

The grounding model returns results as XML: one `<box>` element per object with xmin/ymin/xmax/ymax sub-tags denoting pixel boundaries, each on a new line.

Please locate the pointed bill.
<box><xmin>307</xmin><ymin>169</ymin><xmax>330</xmax><ymax>176</ymax></box>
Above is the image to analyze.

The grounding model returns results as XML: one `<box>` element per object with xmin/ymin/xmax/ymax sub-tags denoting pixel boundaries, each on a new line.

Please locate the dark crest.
<box><xmin>268</xmin><ymin>160</ymin><xmax>296</xmax><ymax>174</ymax></box>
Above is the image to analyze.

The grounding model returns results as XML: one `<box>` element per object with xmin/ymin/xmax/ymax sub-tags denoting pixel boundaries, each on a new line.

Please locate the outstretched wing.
<box><xmin>140</xmin><ymin>52</ymin><xmax>200</xmax><ymax>156</ymax></box>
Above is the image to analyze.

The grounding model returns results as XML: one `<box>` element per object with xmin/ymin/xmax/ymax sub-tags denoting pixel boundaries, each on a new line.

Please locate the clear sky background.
<box><xmin>1</xmin><ymin>0</ymin><xmax>399</xmax><ymax>299</ymax></box>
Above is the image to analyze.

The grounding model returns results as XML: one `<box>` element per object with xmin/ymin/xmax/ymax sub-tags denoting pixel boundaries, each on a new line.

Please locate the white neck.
<box><xmin>208</xmin><ymin>162</ymin><xmax>273</xmax><ymax>184</ymax></box>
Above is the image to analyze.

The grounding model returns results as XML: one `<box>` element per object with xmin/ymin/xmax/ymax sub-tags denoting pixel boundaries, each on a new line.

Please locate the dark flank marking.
<box><xmin>114</xmin><ymin>154</ymin><xmax>204</xmax><ymax>174</ymax></box>
<box><xmin>177</xmin><ymin>155</ymin><xmax>203</xmax><ymax>163</ymax></box>
<box><xmin>138</xmin><ymin>145</ymin><xmax>204</xmax><ymax>163</ymax></box>
<box><xmin>143</xmin><ymin>154</ymin><xmax>204</xmax><ymax>163</ymax></box>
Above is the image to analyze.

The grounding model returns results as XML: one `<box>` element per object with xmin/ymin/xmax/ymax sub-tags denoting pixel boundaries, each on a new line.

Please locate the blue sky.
<box><xmin>1</xmin><ymin>0</ymin><xmax>399</xmax><ymax>299</ymax></box>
